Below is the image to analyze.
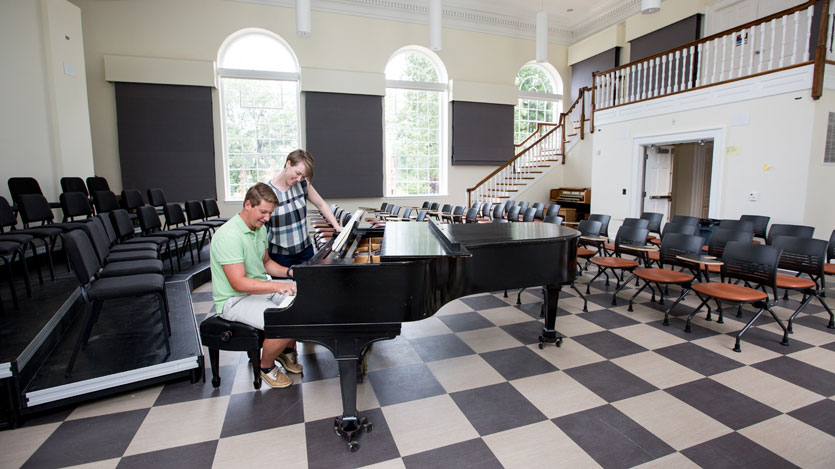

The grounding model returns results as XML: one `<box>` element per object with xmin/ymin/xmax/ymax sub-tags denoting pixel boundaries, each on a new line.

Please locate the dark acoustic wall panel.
<box><xmin>304</xmin><ymin>92</ymin><xmax>383</xmax><ymax>198</ymax></box>
<box><xmin>115</xmin><ymin>83</ymin><xmax>215</xmax><ymax>203</ymax></box>
<box><xmin>451</xmin><ymin>101</ymin><xmax>514</xmax><ymax>166</ymax></box>
<box><xmin>570</xmin><ymin>48</ymin><xmax>620</xmax><ymax>104</ymax></box>
<box><xmin>629</xmin><ymin>15</ymin><xmax>702</xmax><ymax>62</ymax></box>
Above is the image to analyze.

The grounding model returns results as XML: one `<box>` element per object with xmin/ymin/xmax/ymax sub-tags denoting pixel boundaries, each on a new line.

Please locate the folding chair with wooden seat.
<box><xmin>671</xmin><ymin>215</ymin><xmax>700</xmax><ymax>226</ymax></box>
<box><xmin>464</xmin><ymin>207</ymin><xmax>479</xmax><ymax>224</ymax></box>
<box><xmin>503</xmin><ymin>200</ymin><xmax>515</xmax><ymax>217</ymax></box>
<box><xmin>415</xmin><ymin>210</ymin><xmax>429</xmax><ymax>222</ymax></box>
<box><xmin>628</xmin><ymin>233</ymin><xmax>703</xmax><ymax>325</ymax></box>
<box><xmin>450</xmin><ymin>206</ymin><xmax>465</xmax><ymax>224</ymax></box>
<box><xmin>202</xmin><ymin>198</ymin><xmax>230</xmax><ymax>223</ymax></box>
<box><xmin>717</xmin><ymin>219</ymin><xmax>754</xmax><ymax>234</ymax></box>
<box><xmin>700</xmin><ymin>228</ymin><xmax>754</xmax><ymax>281</ymax></box>
<box><xmin>164</xmin><ymin>203</ymin><xmax>210</xmax><ymax>263</ymax></box>
<box><xmin>439</xmin><ymin>204</ymin><xmax>452</xmax><ymax>223</ymax></box>
<box><xmin>766</xmin><ymin>223</ymin><xmax>815</xmax><ymax>245</ymax></box>
<box><xmin>603</xmin><ymin>218</ymin><xmax>648</xmax><ymax>253</ymax></box>
<box><xmin>545</xmin><ymin>204</ymin><xmax>561</xmax><ymax>219</ymax></box>
<box><xmin>586</xmin><ymin>226</ymin><xmax>650</xmax><ymax>305</ymax></box>
<box><xmin>63</xmin><ymin>230</ymin><xmax>170</xmax><ymax>378</ymax></box>
<box><xmin>477</xmin><ymin>203</ymin><xmax>492</xmax><ymax>222</ymax></box>
<box><xmin>648</xmin><ymin>221</ymin><xmax>698</xmax><ymax>246</ymax></box>
<box><xmin>491</xmin><ymin>204</ymin><xmax>505</xmax><ymax>222</ymax></box>
<box><xmin>60</xmin><ymin>192</ymin><xmax>94</xmax><ymax>222</ymax></box>
<box><xmin>588</xmin><ymin>214</ymin><xmax>611</xmax><ymax>238</ymax></box>
<box><xmin>640</xmin><ymin>212</ymin><xmax>663</xmax><ymax>238</ymax></box>
<box><xmin>826</xmin><ymin>230</ymin><xmax>835</xmax><ymax>282</ymax></box>
<box><xmin>740</xmin><ymin>215</ymin><xmax>770</xmax><ymax>241</ymax></box>
<box><xmin>516</xmin><ymin>201</ymin><xmax>530</xmax><ymax>214</ymax></box>
<box><xmin>521</xmin><ymin>207</ymin><xmax>536</xmax><ymax>222</ymax></box>
<box><xmin>506</xmin><ymin>205</ymin><xmax>522</xmax><ymax>223</ymax></box>
<box><xmin>684</xmin><ymin>241</ymin><xmax>789</xmax><ymax>352</ymax></box>
<box><xmin>770</xmin><ymin>236</ymin><xmax>833</xmax><ymax>332</ymax></box>
<box><xmin>531</xmin><ymin>202</ymin><xmax>545</xmax><ymax>221</ymax></box>
<box><xmin>576</xmin><ymin>219</ymin><xmax>603</xmax><ymax>273</ymax></box>
<box><xmin>543</xmin><ymin>215</ymin><xmax>563</xmax><ymax>225</ymax></box>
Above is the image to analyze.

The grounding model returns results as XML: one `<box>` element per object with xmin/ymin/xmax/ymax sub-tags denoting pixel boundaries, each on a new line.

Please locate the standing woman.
<box><xmin>267</xmin><ymin>149</ymin><xmax>341</xmax><ymax>274</ymax></box>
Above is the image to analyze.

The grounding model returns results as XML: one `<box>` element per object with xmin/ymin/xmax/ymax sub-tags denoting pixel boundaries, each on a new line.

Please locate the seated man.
<box><xmin>211</xmin><ymin>182</ymin><xmax>302</xmax><ymax>388</ymax></box>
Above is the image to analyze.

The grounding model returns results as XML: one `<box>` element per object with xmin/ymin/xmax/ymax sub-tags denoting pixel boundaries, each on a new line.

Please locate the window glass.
<box><xmin>514</xmin><ymin>64</ymin><xmax>562</xmax><ymax>145</ymax></box>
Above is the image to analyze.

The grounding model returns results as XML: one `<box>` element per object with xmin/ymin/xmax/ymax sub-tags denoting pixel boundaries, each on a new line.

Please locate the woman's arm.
<box><xmin>308</xmin><ymin>183</ymin><xmax>342</xmax><ymax>232</ymax></box>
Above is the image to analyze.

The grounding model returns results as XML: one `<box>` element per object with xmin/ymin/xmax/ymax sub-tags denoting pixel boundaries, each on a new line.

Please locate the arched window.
<box><xmin>385</xmin><ymin>48</ymin><xmax>448</xmax><ymax>197</ymax></box>
<box><xmin>218</xmin><ymin>29</ymin><xmax>300</xmax><ymax>200</ymax></box>
<box><xmin>514</xmin><ymin>63</ymin><xmax>562</xmax><ymax>144</ymax></box>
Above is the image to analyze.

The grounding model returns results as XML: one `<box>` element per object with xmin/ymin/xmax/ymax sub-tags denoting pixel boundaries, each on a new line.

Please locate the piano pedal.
<box><xmin>334</xmin><ymin>415</ymin><xmax>371</xmax><ymax>452</ymax></box>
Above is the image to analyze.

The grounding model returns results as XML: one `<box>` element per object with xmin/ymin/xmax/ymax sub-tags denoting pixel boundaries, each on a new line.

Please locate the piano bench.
<box><xmin>199</xmin><ymin>315</ymin><xmax>264</xmax><ymax>390</ymax></box>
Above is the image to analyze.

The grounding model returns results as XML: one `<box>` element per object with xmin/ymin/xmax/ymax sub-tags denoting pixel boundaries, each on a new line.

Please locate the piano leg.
<box><xmin>539</xmin><ymin>284</ymin><xmax>564</xmax><ymax>349</ymax></box>
<box><xmin>335</xmin><ymin>358</ymin><xmax>371</xmax><ymax>452</ymax></box>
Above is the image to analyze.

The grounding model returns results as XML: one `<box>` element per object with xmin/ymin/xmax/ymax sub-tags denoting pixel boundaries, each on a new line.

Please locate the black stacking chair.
<box><xmin>464</xmin><ymin>207</ymin><xmax>479</xmax><ymax>223</ymax></box>
<box><xmin>718</xmin><ymin>219</ymin><xmax>754</xmax><ymax>234</ymax></box>
<box><xmin>587</xmin><ymin>226</ymin><xmax>650</xmax><ymax>303</ymax></box>
<box><xmin>826</xmin><ymin>230</ymin><xmax>835</xmax><ymax>280</ymax></box>
<box><xmin>506</xmin><ymin>205</ymin><xmax>522</xmax><ymax>222</ymax></box>
<box><xmin>60</xmin><ymin>177</ymin><xmax>89</xmax><ymax>199</ymax></box>
<box><xmin>78</xmin><ymin>220</ymin><xmax>162</xmax><ymax>278</ymax></box>
<box><xmin>111</xmin><ymin>209</ymin><xmax>175</xmax><ymax>273</ymax></box>
<box><xmin>416</xmin><ymin>210</ymin><xmax>429</xmax><ymax>222</ymax></box>
<box><xmin>202</xmin><ymin>198</ymin><xmax>230</xmax><ymax>223</ymax></box>
<box><xmin>92</xmin><ymin>190</ymin><xmax>120</xmax><ymax>215</ymax></box>
<box><xmin>137</xmin><ymin>206</ymin><xmax>193</xmax><ymax>271</ymax></box>
<box><xmin>8</xmin><ymin>177</ymin><xmax>45</xmax><ymax>208</ymax></box>
<box><xmin>685</xmin><ymin>241</ymin><xmax>788</xmax><ymax>352</ymax></box>
<box><xmin>63</xmin><ymin>230</ymin><xmax>169</xmax><ymax>378</ymax></box>
<box><xmin>438</xmin><ymin>204</ymin><xmax>452</xmax><ymax>223</ymax></box>
<box><xmin>648</xmin><ymin>221</ymin><xmax>699</xmax><ymax>249</ymax></box>
<box><xmin>59</xmin><ymin>192</ymin><xmax>94</xmax><ymax>222</ymax></box>
<box><xmin>770</xmin><ymin>236</ymin><xmax>833</xmax><ymax>332</ymax></box>
<box><xmin>421</xmin><ymin>201</ymin><xmax>431</xmax><ymax>209</ymax></box>
<box><xmin>517</xmin><ymin>201</ymin><xmax>530</xmax><ymax>214</ymax></box>
<box><xmin>120</xmin><ymin>190</ymin><xmax>145</xmax><ymax>221</ymax></box>
<box><xmin>85</xmin><ymin>176</ymin><xmax>110</xmax><ymax>196</ymax></box>
<box><xmin>471</xmin><ymin>201</ymin><xmax>482</xmax><ymax>213</ymax></box>
<box><xmin>521</xmin><ymin>207</ymin><xmax>536</xmax><ymax>222</ymax></box>
<box><xmin>0</xmin><ymin>196</ymin><xmax>52</xmax><ymax>281</ymax></box>
<box><xmin>545</xmin><ymin>204</ymin><xmax>561</xmax><ymax>219</ymax></box>
<box><xmin>629</xmin><ymin>233</ymin><xmax>702</xmax><ymax>325</ymax></box>
<box><xmin>0</xmin><ymin>240</ymin><xmax>31</xmax><ymax>310</ymax></box>
<box><xmin>544</xmin><ymin>214</ymin><xmax>563</xmax><ymax>225</ymax></box>
<box><xmin>531</xmin><ymin>202</ymin><xmax>546</xmax><ymax>220</ymax></box>
<box><xmin>491</xmin><ymin>204</ymin><xmax>504</xmax><ymax>221</ymax></box>
<box><xmin>148</xmin><ymin>188</ymin><xmax>168</xmax><ymax>220</ymax></box>
<box><xmin>699</xmin><ymin>228</ymin><xmax>755</xmax><ymax>282</ymax></box>
<box><xmin>576</xmin><ymin>219</ymin><xmax>602</xmax><ymax>273</ymax></box>
<box><xmin>766</xmin><ymin>224</ymin><xmax>814</xmax><ymax>245</ymax></box>
<box><xmin>671</xmin><ymin>215</ymin><xmax>700</xmax><ymax>226</ymax></box>
<box><xmin>740</xmin><ymin>215</ymin><xmax>770</xmax><ymax>241</ymax></box>
<box><xmin>478</xmin><ymin>203</ymin><xmax>493</xmax><ymax>222</ymax></box>
<box><xmin>450</xmin><ymin>206</ymin><xmax>465</xmax><ymax>224</ymax></box>
<box><xmin>96</xmin><ymin>214</ymin><xmax>157</xmax><ymax>255</ymax></box>
<box><xmin>164</xmin><ymin>203</ymin><xmax>210</xmax><ymax>263</ymax></box>
<box><xmin>623</xmin><ymin>217</ymin><xmax>650</xmax><ymax>229</ymax></box>
<box><xmin>185</xmin><ymin>200</ymin><xmax>225</xmax><ymax>231</ymax></box>
<box><xmin>503</xmin><ymin>200</ymin><xmax>515</xmax><ymax>217</ymax></box>
<box><xmin>589</xmin><ymin>214</ymin><xmax>611</xmax><ymax>237</ymax></box>
<box><xmin>640</xmin><ymin>212</ymin><xmax>663</xmax><ymax>237</ymax></box>
<box><xmin>18</xmin><ymin>193</ymin><xmax>85</xmax><ymax>268</ymax></box>
<box><xmin>429</xmin><ymin>202</ymin><xmax>440</xmax><ymax>212</ymax></box>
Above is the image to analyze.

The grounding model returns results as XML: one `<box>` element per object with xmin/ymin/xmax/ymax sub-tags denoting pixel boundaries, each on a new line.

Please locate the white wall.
<box><xmin>805</xmin><ymin>91</ymin><xmax>835</xmax><ymax>237</ymax></box>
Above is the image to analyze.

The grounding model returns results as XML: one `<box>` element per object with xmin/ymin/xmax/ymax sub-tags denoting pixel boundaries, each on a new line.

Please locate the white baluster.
<box><xmin>659</xmin><ymin>54</ymin><xmax>667</xmax><ymax>94</ymax></box>
<box><xmin>684</xmin><ymin>47</ymin><xmax>692</xmax><ymax>90</ymax></box>
<box><xmin>721</xmin><ymin>35</ymin><xmax>728</xmax><ymax>81</ymax></box>
<box><xmin>647</xmin><ymin>59</ymin><xmax>654</xmax><ymax>97</ymax></box>
<box><xmin>729</xmin><ymin>32</ymin><xmax>736</xmax><ymax>79</ymax></box>
<box><xmin>769</xmin><ymin>19</ymin><xmax>776</xmax><ymax>71</ymax></box>
<box><xmin>672</xmin><ymin>51</ymin><xmax>679</xmax><ymax>92</ymax></box>
<box><xmin>695</xmin><ymin>44</ymin><xmax>702</xmax><ymax>87</ymax></box>
<box><xmin>712</xmin><ymin>37</ymin><xmax>719</xmax><ymax>83</ymax></box>
<box><xmin>758</xmin><ymin>22</ymin><xmax>766</xmax><ymax>73</ymax></box>
<box><xmin>748</xmin><ymin>27</ymin><xmax>756</xmax><ymax>75</ymax></box>
<box><xmin>629</xmin><ymin>65</ymin><xmax>636</xmax><ymax>102</ymax></box>
<box><xmin>779</xmin><ymin>15</ymin><xmax>787</xmax><ymax>68</ymax></box>
<box><xmin>803</xmin><ymin>6</ymin><xmax>812</xmax><ymax>62</ymax></box>
<box><xmin>792</xmin><ymin>11</ymin><xmax>799</xmax><ymax>65</ymax></box>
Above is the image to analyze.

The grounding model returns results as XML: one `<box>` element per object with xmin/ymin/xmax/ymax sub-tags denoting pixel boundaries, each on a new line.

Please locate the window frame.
<box><xmin>514</xmin><ymin>63</ymin><xmax>563</xmax><ymax>145</ymax></box>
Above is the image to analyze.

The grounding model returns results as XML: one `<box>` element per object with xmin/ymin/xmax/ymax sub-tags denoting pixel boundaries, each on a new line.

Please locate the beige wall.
<box><xmin>805</xmin><ymin>91</ymin><xmax>835</xmax><ymax>237</ymax></box>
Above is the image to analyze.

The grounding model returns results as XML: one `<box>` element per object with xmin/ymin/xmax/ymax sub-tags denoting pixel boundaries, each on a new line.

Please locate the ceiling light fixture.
<box><xmin>429</xmin><ymin>0</ymin><xmax>442</xmax><ymax>51</ymax></box>
<box><xmin>536</xmin><ymin>9</ymin><xmax>548</xmax><ymax>62</ymax></box>
<box><xmin>641</xmin><ymin>0</ymin><xmax>661</xmax><ymax>14</ymax></box>
<box><xmin>296</xmin><ymin>0</ymin><xmax>311</xmax><ymax>36</ymax></box>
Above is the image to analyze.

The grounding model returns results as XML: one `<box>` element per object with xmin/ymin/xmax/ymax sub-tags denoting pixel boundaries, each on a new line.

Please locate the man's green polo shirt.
<box><xmin>210</xmin><ymin>213</ymin><xmax>269</xmax><ymax>314</ymax></box>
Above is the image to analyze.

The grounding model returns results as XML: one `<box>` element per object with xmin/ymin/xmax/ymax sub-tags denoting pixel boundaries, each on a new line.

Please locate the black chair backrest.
<box><xmin>671</xmin><ymin>215</ymin><xmax>699</xmax><ymax>226</ymax></box>
<box><xmin>110</xmin><ymin>209</ymin><xmax>136</xmax><ymax>241</ymax></box>
<box><xmin>121</xmin><ymin>190</ymin><xmax>145</xmax><ymax>210</ymax></box>
<box><xmin>440</xmin><ymin>204</ymin><xmax>452</xmax><ymax>215</ymax></box>
<box><xmin>771</xmin><ymin>235</ymin><xmax>828</xmax><ymax>282</ymax></box>
<box><xmin>421</xmin><ymin>201</ymin><xmax>431</xmax><ymax>209</ymax></box>
<box><xmin>613</xmin><ymin>226</ymin><xmax>650</xmax><ymax>255</ymax></box>
<box><xmin>92</xmin><ymin>190</ymin><xmax>120</xmax><ymax>214</ymax></box>
<box><xmin>138</xmin><ymin>205</ymin><xmax>163</xmax><ymax>232</ymax></box>
<box><xmin>389</xmin><ymin>206</ymin><xmax>401</xmax><ymax>218</ymax></box>
<box><xmin>661</xmin><ymin>222</ymin><xmax>698</xmax><ymax>239</ymax></box>
<box><xmin>767</xmin><ymin>224</ymin><xmax>814</xmax><ymax>245</ymax></box>
<box><xmin>379</xmin><ymin>202</ymin><xmax>389</xmax><ymax>213</ymax></box>
<box><xmin>718</xmin><ymin>219</ymin><xmax>754</xmax><ymax>233</ymax></box>
<box><xmin>95</xmin><ymin>213</ymin><xmax>120</xmax><ymax>245</ymax></box>
<box><xmin>517</xmin><ymin>201</ymin><xmax>530</xmax><ymax>213</ymax></box>
<box><xmin>465</xmin><ymin>207</ymin><xmax>479</xmax><ymax>223</ymax></box>
<box><xmin>8</xmin><ymin>177</ymin><xmax>43</xmax><ymax>206</ymax></box>
<box><xmin>589</xmin><ymin>214</ymin><xmax>611</xmax><ymax>237</ymax></box>
<box><xmin>18</xmin><ymin>194</ymin><xmax>54</xmax><ymax>225</ymax></box>
<box><xmin>86</xmin><ymin>176</ymin><xmax>110</xmax><ymax>195</ymax></box>
<box><xmin>416</xmin><ymin>210</ymin><xmax>428</xmax><ymax>222</ymax></box>
<box><xmin>507</xmin><ymin>205</ymin><xmax>521</xmax><ymax>222</ymax></box>
<box><xmin>829</xmin><ymin>230</ymin><xmax>835</xmax><ymax>262</ymax></box>
<box><xmin>640</xmin><ymin>212</ymin><xmax>663</xmax><ymax>233</ymax></box>
<box><xmin>451</xmin><ymin>206</ymin><xmax>464</xmax><ymax>219</ymax></box>
<box><xmin>532</xmin><ymin>203</ymin><xmax>545</xmax><ymax>220</ymax></box>
<box><xmin>543</xmin><ymin>215</ymin><xmax>564</xmax><ymax>225</ymax></box>
<box><xmin>0</xmin><ymin>196</ymin><xmax>17</xmax><ymax>230</ymax></box>
<box><xmin>340</xmin><ymin>211</ymin><xmax>352</xmax><ymax>225</ymax></box>
<box><xmin>60</xmin><ymin>192</ymin><xmax>93</xmax><ymax>221</ymax></box>
<box><xmin>503</xmin><ymin>200</ymin><xmax>515</xmax><ymax>214</ymax></box>
<box><xmin>82</xmin><ymin>218</ymin><xmax>114</xmax><ymax>264</ymax></box>
<box><xmin>721</xmin><ymin>241</ymin><xmax>781</xmax><ymax>295</ymax></box>
<box><xmin>545</xmin><ymin>204</ymin><xmax>561</xmax><ymax>218</ymax></box>
<box><xmin>577</xmin><ymin>219</ymin><xmax>602</xmax><ymax>237</ymax></box>
<box><xmin>659</xmin><ymin>233</ymin><xmax>703</xmax><ymax>268</ymax></box>
<box><xmin>707</xmin><ymin>228</ymin><xmax>753</xmax><ymax>258</ymax></box>
<box><xmin>402</xmin><ymin>207</ymin><xmax>414</xmax><ymax>219</ymax></box>
<box><xmin>471</xmin><ymin>202</ymin><xmax>482</xmax><ymax>212</ymax></box>
<box><xmin>60</xmin><ymin>177</ymin><xmax>89</xmax><ymax>197</ymax></box>
<box><xmin>147</xmin><ymin>188</ymin><xmax>167</xmax><ymax>208</ymax></box>
<box><xmin>740</xmin><ymin>214</ymin><xmax>770</xmax><ymax>239</ymax></box>
<box><xmin>429</xmin><ymin>202</ymin><xmax>439</xmax><ymax>211</ymax></box>
<box><xmin>623</xmin><ymin>217</ymin><xmax>650</xmax><ymax>229</ymax></box>
<box><xmin>185</xmin><ymin>200</ymin><xmax>207</xmax><ymax>223</ymax></box>
<box><xmin>164</xmin><ymin>203</ymin><xmax>187</xmax><ymax>226</ymax></box>
<box><xmin>65</xmin><ymin>230</ymin><xmax>102</xmax><ymax>286</ymax></box>
<box><xmin>203</xmin><ymin>198</ymin><xmax>222</xmax><ymax>218</ymax></box>
<box><xmin>481</xmin><ymin>203</ymin><xmax>492</xmax><ymax>218</ymax></box>
<box><xmin>521</xmin><ymin>207</ymin><xmax>536</xmax><ymax>222</ymax></box>
<box><xmin>492</xmin><ymin>204</ymin><xmax>504</xmax><ymax>219</ymax></box>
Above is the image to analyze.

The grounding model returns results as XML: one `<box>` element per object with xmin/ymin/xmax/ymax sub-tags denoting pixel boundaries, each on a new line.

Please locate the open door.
<box><xmin>643</xmin><ymin>145</ymin><xmax>674</xmax><ymax>221</ymax></box>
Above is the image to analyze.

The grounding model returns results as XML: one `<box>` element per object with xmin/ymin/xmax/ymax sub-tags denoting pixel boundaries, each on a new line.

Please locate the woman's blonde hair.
<box><xmin>285</xmin><ymin>149</ymin><xmax>315</xmax><ymax>182</ymax></box>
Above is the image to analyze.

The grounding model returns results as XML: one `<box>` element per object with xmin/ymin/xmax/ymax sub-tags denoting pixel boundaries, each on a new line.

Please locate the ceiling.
<box><xmin>229</xmin><ymin>0</ymin><xmax>653</xmax><ymax>44</ymax></box>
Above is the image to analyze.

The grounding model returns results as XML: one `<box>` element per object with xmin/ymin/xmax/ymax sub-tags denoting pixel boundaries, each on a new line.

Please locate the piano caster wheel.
<box><xmin>538</xmin><ymin>342</ymin><xmax>544</xmax><ymax>349</ymax></box>
<box><xmin>556</xmin><ymin>338</ymin><xmax>563</xmax><ymax>347</ymax></box>
<box><xmin>364</xmin><ymin>422</ymin><xmax>373</xmax><ymax>432</ymax></box>
<box><xmin>212</xmin><ymin>376</ymin><xmax>221</xmax><ymax>387</ymax></box>
<box><xmin>348</xmin><ymin>441</ymin><xmax>359</xmax><ymax>452</ymax></box>
<box><xmin>253</xmin><ymin>377</ymin><xmax>262</xmax><ymax>390</ymax></box>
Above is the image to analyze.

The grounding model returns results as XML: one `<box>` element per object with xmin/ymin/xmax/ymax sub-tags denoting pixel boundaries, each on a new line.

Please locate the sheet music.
<box><xmin>269</xmin><ymin>292</ymin><xmax>295</xmax><ymax>309</ymax></box>
<box><xmin>332</xmin><ymin>209</ymin><xmax>365</xmax><ymax>253</ymax></box>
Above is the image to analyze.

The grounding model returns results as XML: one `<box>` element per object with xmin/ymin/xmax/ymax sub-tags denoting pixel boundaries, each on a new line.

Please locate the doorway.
<box><xmin>640</xmin><ymin>140</ymin><xmax>715</xmax><ymax>222</ymax></box>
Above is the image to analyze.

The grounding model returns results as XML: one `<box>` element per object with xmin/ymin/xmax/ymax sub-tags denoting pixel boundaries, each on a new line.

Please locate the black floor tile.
<box><xmin>792</xmin><ymin>312</ymin><xmax>835</xmax><ymax>331</ymax></box>
<box><xmin>450</xmin><ymin>382</ymin><xmax>547</xmax><ymax>436</ymax></box>
<box><xmin>459</xmin><ymin>295</ymin><xmax>507</xmax><ymax>311</ymax></box>
<box><xmin>480</xmin><ymin>346</ymin><xmax>557</xmax><ymax>381</ymax></box>
<box><xmin>437</xmin><ymin>311</ymin><xmax>495</xmax><ymax>333</ymax></box>
<box><xmin>299</xmin><ymin>351</ymin><xmax>339</xmax><ymax>383</ymax></box>
<box><xmin>585</xmin><ymin>291</ymin><xmax>620</xmax><ymax>308</ymax></box>
<box><xmin>515</xmin><ymin>301</ymin><xmax>544</xmax><ymax>319</ymax></box>
<box><xmin>23</xmin><ymin>409</ymin><xmax>149</xmax><ymax>468</ymax></box>
<box><xmin>572</xmin><ymin>330</ymin><xmax>647</xmax><ymax>359</ymax></box>
<box><xmin>155</xmin><ymin>365</ymin><xmax>236</xmax><ymax>406</ymax></box>
<box><xmin>220</xmin><ymin>385</ymin><xmax>304</xmax><ymax>438</ymax></box>
<box><xmin>666</xmin><ymin>379</ymin><xmax>781</xmax><ymax>430</ymax></box>
<box><xmin>366</xmin><ymin>363</ymin><xmax>445</xmax><ymax>406</ymax></box>
<box><xmin>564</xmin><ymin>361</ymin><xmax>656</xmax><ymax>403</ymax></box>
<box><xmin>403</xmin><ymin>438</ymin><xmax>503</xmax><ymax>468</ymax></box>
<box><xmin>500</xmin><ymin>320</ymin><xmax>546</xmax><ymax>346</ymax></box>
<box><xmin>681</xmin><ymin>432</ymin><xmax>797</xmax><ymax>468</ymax></box>
<box><xmin>753</xmin><ymin>357</ymin><xmax>835</xmax><ymax>396</ymax></box>
<box><xmin>738</xmin><ymin>326</ymin><xmax>811</xmax><ymax>354</ymax></box>
<box><xmin>788</xmin><ymin>399</ymin><xmax>835</xmax><ymax>437</ymax></box>
<box><xmin>577</xmin><ymin>309</ymin><xmax>639</xmax><ymax>330</ymax></box>
<box><xmin>655</xmin><ymin>342</ymin><xmax>743</xmax><ymax>376</ymax></box>
<box><xmin>646</xmin><ymin>316</ymin><xmax>721</xmax><ymax>341</ymax></box>
<box><xmin>305</xmin><ymin>407</ymin><xmax>400</xmax><ymax>468</ymax></box>
<box><xmin>117</xmin><ymin>440</ymin><xmax>218</xmax><ymax>469</ymax></box>
<box><xmin>554</xmin><ymin>404</ymin><xmax>674</xmax><ymax>469</ymax></box>
<box><xmin>408</xmin><ymin>334</ymin><xmax>476</xmax><ymax>363</ymax></box>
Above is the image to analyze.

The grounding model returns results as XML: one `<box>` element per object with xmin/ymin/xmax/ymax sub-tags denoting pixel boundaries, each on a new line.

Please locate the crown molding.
<box><xmin>226</xmin><ymin>0</ymin><xmax>645</xmax><ymax>45</ymax></box>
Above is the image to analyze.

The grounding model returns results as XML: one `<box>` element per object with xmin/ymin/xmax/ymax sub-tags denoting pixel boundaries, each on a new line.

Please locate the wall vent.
<box><xmin>826</xmin><ymin>112</ymin><xmax>835</xmax><ymax>164</ymax></box>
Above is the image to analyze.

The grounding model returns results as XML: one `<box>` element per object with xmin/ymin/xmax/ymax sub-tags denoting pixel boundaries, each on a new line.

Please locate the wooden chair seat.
<box><xmin>634</xmin><ymin>268</ymin><xmax>693</xmax><ymax>284</ymax></box>
<box><xmin>647</xmin><ymin>250</ymin><xmax>660</xmax><ymax>262</ymax></box>
<box><xmin>577</xmin><ymin>247</ymin><xmax>596</xmax><ymax>258</ymax></box>
<box><xmin>591</xmin><ymin>257</ymin><xmax>638</xmax><ymax>269</ymax></box>
<box><xmin>825</xmin><ymin>263</ymin><xmax>835</xmax><ymax>275</ymax></box>
<box><xmin>702</xmin><ymin>264</ymin><xmax>721</xmax><ymax>274</ymax></box>
<box><xmin>604</xmin><ymin>243</ymin><xmax>615</xmax><ymax>252</ymax></box>
<box><xmin>776</xmin><ymin>273</ymin><xmax>816</xmax><ymax>290</ymax></box>
<box><xmin>692</xmin><ymin>282</ymin><xmax>767</xmax><ymax>303</ymax></box>
<box><xmin>649</xmin><ymin>238</ymin><xmax>661</xmax><ymax>245</ymax></box>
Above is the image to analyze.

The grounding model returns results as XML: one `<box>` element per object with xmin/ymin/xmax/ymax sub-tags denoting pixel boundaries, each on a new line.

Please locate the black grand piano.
<box><xmin>265</xmin><ymin>213</ymin><xmax>578</xmax><ymax>451</ymax></box>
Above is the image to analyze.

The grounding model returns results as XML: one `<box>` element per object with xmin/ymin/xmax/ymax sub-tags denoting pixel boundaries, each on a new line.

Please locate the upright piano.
<box><xmin>265</xmin><ymin>214</ymin><xmax>579</xmax><ymax>451</ymax></box>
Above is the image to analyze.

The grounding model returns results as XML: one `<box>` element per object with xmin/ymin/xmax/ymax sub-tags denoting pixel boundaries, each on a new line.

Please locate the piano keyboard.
<box><xmin>269</xmin><ymin>292</ymin><xmax>295</xmax><ymax>309</ymax></box>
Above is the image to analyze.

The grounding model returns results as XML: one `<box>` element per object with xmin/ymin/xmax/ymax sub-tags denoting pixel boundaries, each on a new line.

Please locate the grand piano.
<box><xmin>265</xmin><ymin>213</ymin><xmax>579</xmax><ymax>451</ymax></box>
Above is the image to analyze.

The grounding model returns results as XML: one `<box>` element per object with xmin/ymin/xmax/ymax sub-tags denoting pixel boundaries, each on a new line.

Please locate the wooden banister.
<box><xmin>813</xmin><ymin>0</ymin><xmax>830</xmax><ymax>99</ymax></box>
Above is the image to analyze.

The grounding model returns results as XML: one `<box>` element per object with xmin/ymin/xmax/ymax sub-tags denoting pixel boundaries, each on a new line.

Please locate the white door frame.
<box><xmin>630</xmin><ymin>128</ymin><xmax>725</xmax><ymax>219</ymax></box>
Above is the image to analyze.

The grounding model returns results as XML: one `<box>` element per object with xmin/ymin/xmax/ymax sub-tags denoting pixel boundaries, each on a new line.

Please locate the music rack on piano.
<box><xmin>265</xmin><ymin>213</ymin><xmax>579</xmax><ymax>451</ymax></box>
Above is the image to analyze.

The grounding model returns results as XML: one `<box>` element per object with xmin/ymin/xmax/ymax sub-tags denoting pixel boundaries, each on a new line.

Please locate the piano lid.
<box><xmin>439</xmin><ymin>222</ymin><xmax>579</xmax><ymax>248</ymax></box>
<box><xmin>380</xmin><ymin>219</ymin><xmax>470</xmax><ymax>261</ymax></box>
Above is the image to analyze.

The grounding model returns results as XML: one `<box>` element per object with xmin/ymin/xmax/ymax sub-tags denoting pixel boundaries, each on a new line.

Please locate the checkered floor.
<box><xmin>4</xmin><ymin>271</ymin><xmax>835</xmax><ymax>468</ymax></box>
